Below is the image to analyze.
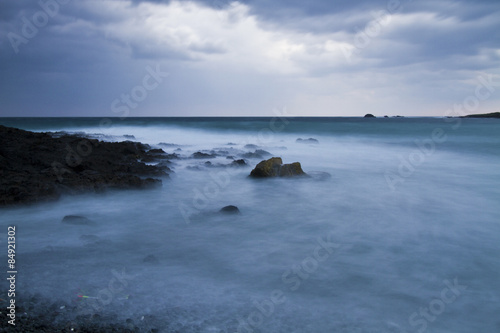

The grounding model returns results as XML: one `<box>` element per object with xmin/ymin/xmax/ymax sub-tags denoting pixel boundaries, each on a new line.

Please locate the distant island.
<box><xmin>462</xmin><ymin>112</ymin><xmax>500</xmax><ymax>118</ymax></box>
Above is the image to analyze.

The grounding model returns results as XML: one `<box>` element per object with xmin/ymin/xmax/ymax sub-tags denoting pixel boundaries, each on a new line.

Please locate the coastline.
<box><xmin>0</xmin><ymin>125</ymin><xmax>171</xmax><ymax>207</ymax></box>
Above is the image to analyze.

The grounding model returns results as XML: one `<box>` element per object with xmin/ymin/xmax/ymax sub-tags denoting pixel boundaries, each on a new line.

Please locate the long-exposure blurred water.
<box><xmin>1</xmin><ymin>117</ymin><xmax>499</xmax><ymax>332</ymax></box>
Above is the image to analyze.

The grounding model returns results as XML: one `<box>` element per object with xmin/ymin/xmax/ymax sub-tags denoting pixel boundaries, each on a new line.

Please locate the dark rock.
<box><xmin>192</xmin><ymin>152</ymin><xmax>216</xmax><ymax>159</ymax></box>
<box><xmin>364</xmin><ymin>114</ymin><xmax>376</xmax><ymax>118</ymax></box>
<box><xmin>242</xmin><ymin>149</ymin><xmax>271</xmax><ymax>159</ymax></box>
<box><xmin>159</xmin><ymin>142</ymin><xmax>178</xmax><ymax>147</ymax></box>
<box><xmin>0</xmin><ymin>125</ymin><xmax>167</xmax><ymax>207</ymax></box>
<box><xmin>279</xmin><ymin>163</ymin><xmax>306</xmax><ymax>177</ymax></box>
<box><xmin>62</xmin><ymin>215</ymin><xmax>93</xmax><ymax>225</ymax></box>
<box><xmin>384</xmin><ymin>115</ymin><xmax>389</xmax><ymax>118</ymax></box>
<box><xmin>462</xmin><ymin>112</ymin><xmax>500</xmax><ymax>118</ymax></box>
<box><xmin>231</xmin><ymin>159</ymin><xmax>247</xmax><ymax>166</ymax></box>
<box><xmin>148</xmin><ymin>148</ymin><xmax>165</xmax><ymax>154</ymax></box>
<box><xmin>296</xmin><ymin>138</ymin><xmax>319</xmax><ymax>144</ymax></box>
<box><xmin>143</xmin><ymin>254</ymin><xmax>160</xmax><ymax>264</ymax></box>
<box><xmin>244</xmin><ymin>144</ymin><xmax>259</xmax><ymax>149</ymax></box>
<box><xmin>164</xmin><ymin>153</ymin><xmax>180</xmax><ymax>160</ymax></box>
<box><xmin>250</xmin><ymin>157</ymin><xmax>282</xmax><ymax>177</ymax></box>
<box><xmin>250</xmin><ymin>157</ymin><xmax>307</xmax><ymax>178</ymax></box>
<box><xmin>220</xmin><ymin>205</ymin><xmax>240</xmax><ymax>214</ymax></box>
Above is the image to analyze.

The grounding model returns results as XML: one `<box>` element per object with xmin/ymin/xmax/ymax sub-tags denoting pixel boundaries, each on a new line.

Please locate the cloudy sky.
<box><xmin>0</xmin><ymin>0</ymin><xmax>499</xmax><ymax>117</ymax></box>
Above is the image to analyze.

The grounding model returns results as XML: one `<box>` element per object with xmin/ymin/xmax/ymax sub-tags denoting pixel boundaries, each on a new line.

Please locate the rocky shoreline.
<box><xmin>0</xmin><ymin>295</ymin><xmax>158</xmax><ymax>332</ymax></box>
<box><xmin>0</xmin><ymin>125</ymin><xmax>171</xmax><ymax>207</ymax></box>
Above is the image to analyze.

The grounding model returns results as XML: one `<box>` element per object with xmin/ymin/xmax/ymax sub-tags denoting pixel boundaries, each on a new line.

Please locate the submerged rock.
<box><xmin>158</xmin><ymin>142</ymin><xmax>179</xmax><ymax>147</ymax></box>
<box><xmin>62</xmin><ymin>215</ymin><xmax>93</xmax><ymax>226</ymax></box>
<box><xmin>219</xmin><ymin>205</ymin><xmax>240</xmax><ymax>214</ymax></box>
<box><xmin>250</xmin><ymin>157</ymin><xmax>306</xmax><ymax>178</ymax></box>
<box><xmin>308</xmin><ymin>171</ymin><xmax>332</xmax><ymax>181</ymax></box>
<box><xmin>192</xmin><ymin>152</ymin><xmax>216</xmax><ymax>159</ymax></box>
<box><xmin>143</xmin><ymin>254</ymin><xmax>160</xmax><ymax>264</ymax></box>
<box><xmin>231</xmin><ymin>159</ymin><xmax>247</xmax><ymax>167</ymax></box>
<box><xmin>79</xmin><ymin>234</ymin><xmax>100</xmax><ymax>242</ymax></box>
<box><xmin>242</xmin><ymin>149</ymin><xmax>271</xmax><ymax>159</ymax></box>
<box><xmin>296</xmin><ymin>138</ymin><xmax>319</xmax><ymax>144</ymax></box>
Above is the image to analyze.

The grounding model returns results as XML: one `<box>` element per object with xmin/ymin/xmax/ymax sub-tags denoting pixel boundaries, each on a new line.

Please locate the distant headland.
<box><xmin>461</xmin><ymin>112</ymin><xmax>500</xmax><ymax>119</ymax></box>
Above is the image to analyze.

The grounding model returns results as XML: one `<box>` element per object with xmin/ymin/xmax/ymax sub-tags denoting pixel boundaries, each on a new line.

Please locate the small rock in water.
<box><xmin>296</xmin><ymin>138</ymin><xmax>319</xmax><ymax>144</ymax></box>
<box><xmin>250</xmin><ymin>157</ymin><xmax>306</xmax><ymax>178</ymax></box>
<box><xmin>62</xmin><ymin>215</ymin><xmax>93</xmax><ymax>226</ymax></box>
<box><xmin>192</xmin><ymin>152</ymin><xmax>216</xmax><ymax>159</ymax></box>
<box><xmin>219</xmin><ymin>205</ymin><xmax>240</xmax><ymax>214</ymax></box>
<box><xmin>364</xmin><ymin>113</ymin><xmax>376</xmax><ymax>118</ymax></box>
<box><xmin>143</xmin><ymin>255</ymin><xmax>160</xmax><ymax>264</ymax></box>
<box><xmin>242</xmin><ymin>149</ymin><xmax>271</xmax><ymax>159</ymax></box>
<box><xmin>231</xmin><ymin>159</ymin><xmax>247</xmax><ymax>166</ymax></box>
<box><xmin>159</xmin><ymin>142</ymin><xmax>178</xmax><ymax>147</ymax></box>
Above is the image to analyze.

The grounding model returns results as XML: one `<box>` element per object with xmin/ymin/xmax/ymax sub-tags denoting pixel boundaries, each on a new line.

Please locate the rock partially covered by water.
<box><xmin>296</xmin><ymin>138</ymin><xmax>319</xmax><ymax>144</ymax></box>
<box><xmin>0</xmin><ymin>125</ymin><xmax>168</xmax><ymax>207</ymax></box>
<box><xmin>231</xmin><ymin>159</ymin><xmax>247</xmax><ymax>167</ymax></box>
<box><xmin>364</xmin><ymin>113</ymin><xmax>376</xmax><ymax>118</ymax></box>
<box><xmin>143</xmin><ymin>254</ymin><xmax>160</xmax><ymax>264</ymax></box>
<box><xmin>220</xmin><ymin>205</ymin><xmax>240</xmax><ymax>214</ymax></box>
<box><xmin>242</xmin><ymin>149</ymin><xmax>271</xmax><ymax>159</ymax></box>
<box><xmin>250</xmin><ymin>157</ymin><xmax>306</xmax><ymax>178</ymax></box>
<box><xmin>192</xmin><ymin>152</ymin><xmax>216</xmax><ymax>159</ymax></box>
<box><xmin>62</xmin><ymin>215</ymin><xmax>93</xmax><ymax>226</ymax></box>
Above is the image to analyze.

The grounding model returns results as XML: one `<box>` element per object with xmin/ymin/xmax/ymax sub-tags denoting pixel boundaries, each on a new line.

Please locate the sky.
<box><xmin>0</xmin><ymin>0</ymin><xmax>499</xmax><ymax>117</ymax></box>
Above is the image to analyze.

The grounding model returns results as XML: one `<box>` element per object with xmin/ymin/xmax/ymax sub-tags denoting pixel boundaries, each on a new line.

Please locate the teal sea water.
<box><xmin>0</xmin><ymin>117</ymin><xmax>499</xmax><ymax>332</ymax></box>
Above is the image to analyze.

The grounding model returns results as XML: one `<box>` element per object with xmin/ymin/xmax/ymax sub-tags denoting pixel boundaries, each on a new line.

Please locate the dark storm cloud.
<box><xmin>0</xmin><ymin>0</ymin><xmax>499</xmax><ymax>116</ymax></box>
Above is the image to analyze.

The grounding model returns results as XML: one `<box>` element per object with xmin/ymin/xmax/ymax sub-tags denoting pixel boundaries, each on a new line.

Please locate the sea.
<box><xmin>0</xmin><ymin>117</ymin><xmax>499</xmax><ymax>332</ymax></box>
